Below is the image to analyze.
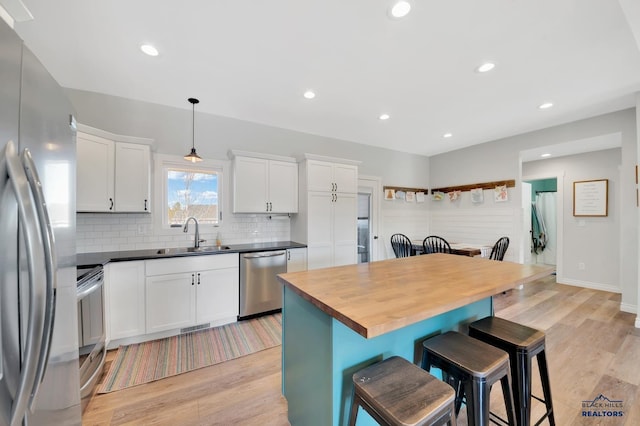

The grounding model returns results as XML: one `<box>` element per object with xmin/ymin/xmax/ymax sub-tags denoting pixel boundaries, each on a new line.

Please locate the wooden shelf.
<box><xmin>431</xmin><ymin>179</ymin><xmax>515</xmax><ymax>194</ymax></box>
<box><xmin>383</xmin><ymin>185</ymin><xmax>429</xmax><ymax>194</ymax></box>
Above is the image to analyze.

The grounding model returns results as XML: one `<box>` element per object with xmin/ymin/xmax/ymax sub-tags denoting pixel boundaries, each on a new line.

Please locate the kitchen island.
<box><xmin>277</xmin><ymin>253</ymin><xmax>553</xmax><ymax>426</ymax></box>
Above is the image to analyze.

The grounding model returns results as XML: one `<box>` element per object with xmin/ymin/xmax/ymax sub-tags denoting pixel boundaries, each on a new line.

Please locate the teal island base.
<box><xmin>282</xmin><ymin>287</ymin><xmax>493</xmax><ymax>426</ymax></box>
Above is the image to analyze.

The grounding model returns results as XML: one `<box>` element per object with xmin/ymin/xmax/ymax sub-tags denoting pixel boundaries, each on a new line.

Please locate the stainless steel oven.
<box><xmin>76</xmin><ymin>266</ymin><xmax>106</xmax><ymax>411</ymax></box>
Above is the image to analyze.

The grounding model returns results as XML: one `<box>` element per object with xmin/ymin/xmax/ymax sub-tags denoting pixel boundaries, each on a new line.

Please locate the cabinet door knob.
<box><xmin>109</xmin><ymin>198</ymin><xmax>114</xmax><ymax>210</ymax></box>
<box><xmin>144</xmin><ymin>199</ymin><xmax>148</xmax><ymax>211</ymax></box>
<box><xmin>191</xmin><ymin>274</ymin><xmax>195</xmax><ymax>285</ymax></box>
<box><xmin>197</xmin><ymin>273</ymin><xmax>200</xmax><ymax>285</ymax></box>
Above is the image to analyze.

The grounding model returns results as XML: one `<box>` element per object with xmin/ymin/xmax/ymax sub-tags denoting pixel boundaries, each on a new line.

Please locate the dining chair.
<box><xmin>422</xmin><ymin>236</ymin><xmax>451</xmax><ymax>254</ymax></box>
<box><xmin>489</xmin><ymin>236</ymin><xmax>510</xmax><ymax>261</ymax></box>
<box><xmin>390</xmin><ymin>233</ymin><xmax>415</xmax><ymax>258</ymax></box>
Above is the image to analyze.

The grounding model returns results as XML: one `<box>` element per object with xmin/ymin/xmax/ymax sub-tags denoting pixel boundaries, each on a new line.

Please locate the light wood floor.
<box><xmin>83</xmin><ymin>275</ymin><xmax>640</xmax><ymax>425</ymax></box>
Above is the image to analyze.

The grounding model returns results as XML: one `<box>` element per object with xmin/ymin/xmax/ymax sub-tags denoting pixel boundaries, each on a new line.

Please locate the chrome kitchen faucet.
<box><xmin>183</xmin><ymin>216</ymin><xmax>205</xmax><ymax>248</ymax></box>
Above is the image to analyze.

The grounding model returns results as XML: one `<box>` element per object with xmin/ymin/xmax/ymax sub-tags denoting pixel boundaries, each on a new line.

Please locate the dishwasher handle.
<box><xmin>243</xmin><ymin>251</ymin><xmax>286</xmax><ymax>259</ymax></box>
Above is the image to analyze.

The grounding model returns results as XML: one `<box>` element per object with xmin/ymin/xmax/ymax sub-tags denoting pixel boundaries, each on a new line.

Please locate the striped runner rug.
<box><xmin>97</xmin><ymin>313</ymin><xmax>281</xmax><ymax>393</ymax></box>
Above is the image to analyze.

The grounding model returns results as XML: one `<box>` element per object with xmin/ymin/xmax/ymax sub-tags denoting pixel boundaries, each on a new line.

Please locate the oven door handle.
<box><xmin>76</xmin><ymin>274</ymin><xmax>104</xmax><ymax>300</ymax></box>
<box><xmin>79</xmin><ymin>338</ymin><xmax>107</xmax><ymax>397</ymax></box>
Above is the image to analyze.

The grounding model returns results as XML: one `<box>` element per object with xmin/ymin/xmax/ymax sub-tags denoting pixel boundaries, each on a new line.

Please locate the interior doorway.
<box><xmin>523</xmin><ymin>177</ymin><xmax>558</xmax><ymax>266</ymax></box>
<box><xmin>357</xmin><ymin>176</ymin><xmax>382</xmax><ymax>263</ymax></box>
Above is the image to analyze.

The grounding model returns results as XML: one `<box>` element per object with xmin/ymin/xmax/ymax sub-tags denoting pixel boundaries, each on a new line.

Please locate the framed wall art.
<box><xmin>573</xmin><ymin>179</ymin><xmax>608</xmax><ymax>217</ymax></box>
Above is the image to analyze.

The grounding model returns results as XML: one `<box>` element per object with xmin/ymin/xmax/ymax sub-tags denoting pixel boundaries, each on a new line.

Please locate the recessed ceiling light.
<box><xmin>538</xmin><ymin>102</ymin><xmax>554</xmax><ymax>110</ymax></box>
<box><xmin>476</xmin><ymin>62</ymin><xmax>496</xmax><ymax>73</ymax></box>
<box><xmin>541</xmin><ymin>153</ymin><xmax>551</xmax><ymax>158</ymax></box>
<box><xmin>379</xmin><ymin>114</ymin><xmax>390</xmax><ymax>120</ymax></box>
<box><xmin>140</xmin><ymin>44</ymin><xmax>159</xmax><ymax>57</ymax></box>
<box><xmin>389</xmin><ymin>1</ymin><xmax>411</xmax><ymax>18</ymax></box>
<box><xmin>443</xmin><ymin>133</ymin><xmax>453</xmax><ymax>138</ymax></box>
<box><xmin>303</xmin><ymin>90</ymin><xmax>316</xmax><ymax>99</ymax></box>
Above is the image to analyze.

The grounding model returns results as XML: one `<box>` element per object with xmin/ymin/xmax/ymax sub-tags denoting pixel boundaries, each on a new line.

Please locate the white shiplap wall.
<box><xmin>429</xmin><ymin>208</ymin><xmax>520</xmax><ymax>262</ymax></box>
<box><xmin>381</xmin><ymin>209</ymin><xmax>430</xmax><ymax>259</ymax></box>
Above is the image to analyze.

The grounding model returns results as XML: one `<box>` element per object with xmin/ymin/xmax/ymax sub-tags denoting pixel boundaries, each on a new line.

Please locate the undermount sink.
<box><xmin>155</xmin><ymin>246</ymin><xmax>231</xmax><ymax>255</ymax></box>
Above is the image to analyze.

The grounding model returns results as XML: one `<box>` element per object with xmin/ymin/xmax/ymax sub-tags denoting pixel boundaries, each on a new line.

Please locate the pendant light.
<box><xmin>184</xmin><ymin>97</ymin><xmax>203</xmax><ymax>163</ymax></box>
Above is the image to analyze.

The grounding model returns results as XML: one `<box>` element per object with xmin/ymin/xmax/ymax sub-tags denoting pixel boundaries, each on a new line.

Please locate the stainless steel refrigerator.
<box><xmin>0</xmin><ymin>17</ymin><xmax>81</xmax><ymax>426</ymax></box>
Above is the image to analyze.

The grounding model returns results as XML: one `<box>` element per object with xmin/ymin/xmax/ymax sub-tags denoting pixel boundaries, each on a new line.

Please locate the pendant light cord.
<box><xmin>192</xmin><ymin>101</ymin><xmax>195</xmax><ymax>150</ymax></box>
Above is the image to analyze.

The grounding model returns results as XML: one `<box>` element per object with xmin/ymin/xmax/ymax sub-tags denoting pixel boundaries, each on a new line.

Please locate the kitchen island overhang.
<box><xmin>278</xmin><ymin>254</ymin><xmax>554</xmax><ymax>426</ymax></box>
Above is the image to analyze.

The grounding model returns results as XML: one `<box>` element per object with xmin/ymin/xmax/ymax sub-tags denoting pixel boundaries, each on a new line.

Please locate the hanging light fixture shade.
<box><xmin>184</xmin><ymin>97</ymin><xmax>203</xmax><ymax>163</ymax></box>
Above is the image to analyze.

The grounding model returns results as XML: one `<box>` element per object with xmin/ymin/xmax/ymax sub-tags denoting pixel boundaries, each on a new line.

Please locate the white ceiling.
<box><xmin>8</xmin><ymin>0</ymin><xmax>640</xmax><ymax>157</ymax></box>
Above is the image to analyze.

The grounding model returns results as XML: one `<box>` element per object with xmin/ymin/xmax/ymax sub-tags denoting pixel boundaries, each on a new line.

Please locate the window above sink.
<box><xmin>154</xmin><ymin>154</ymin><xmax>225</xmax><ymax>230</ymax></box>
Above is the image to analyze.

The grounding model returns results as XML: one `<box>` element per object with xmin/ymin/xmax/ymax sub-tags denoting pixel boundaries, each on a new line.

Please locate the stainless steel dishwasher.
<box><xmin>239</xmin><ymin>250</ymin><xmax>287</xmax><ymax>319</ymax></box>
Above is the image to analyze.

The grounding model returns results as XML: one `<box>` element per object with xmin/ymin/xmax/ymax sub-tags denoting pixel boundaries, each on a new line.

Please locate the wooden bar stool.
<box><xmin>469</xmin><ymin>316</ymin><xmax>555</xmax><ymax>426</ymax></box>
<box><xmin>421</xmin><ymin>331</ymin><xmax>517</xmax><ymax>426</ymax></box>
<box><xmin>349</xmin><ymin>356</ymin><xmax>457</xmax><ymax>426</ymax></box>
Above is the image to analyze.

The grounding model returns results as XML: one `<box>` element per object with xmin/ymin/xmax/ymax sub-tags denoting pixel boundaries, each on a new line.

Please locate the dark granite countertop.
<box><xmin>76</xmin><ymin>241</ymin><xmax>307</xmax><ymax>268</ymax></box>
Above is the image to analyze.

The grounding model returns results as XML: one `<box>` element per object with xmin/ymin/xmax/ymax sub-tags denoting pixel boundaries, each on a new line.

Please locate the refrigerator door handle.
<box><xmin>21</xmin><ymin>148</ymin><xmax>57</xmax><ymax>411</ymax></box>
<box><xmin>4</xmin><ymin>141</ymin><xmax>47</xmax><ymax>426</ymax></box>
<box><xmin>0</xmin><ymin>142</ymin><xmax>8</xmax><ymax>383</ymax></box>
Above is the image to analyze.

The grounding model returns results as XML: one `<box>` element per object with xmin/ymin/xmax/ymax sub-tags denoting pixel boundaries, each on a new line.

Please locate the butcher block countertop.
<box><xmin>278</xmin><ymin>254</ymin><xmax>554</xmax><ymax>339</ymax></box>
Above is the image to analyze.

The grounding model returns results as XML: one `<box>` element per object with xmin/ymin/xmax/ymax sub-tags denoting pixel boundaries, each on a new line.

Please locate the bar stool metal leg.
<box><xmin>469</xmin><ymin>316</ymin><xmax>555</xmax><ymax>426</ymax></box>
<box><xmin>421</xmin><ymin>331</ymin><xmax>517</xmax><ymax>426</ymax></box>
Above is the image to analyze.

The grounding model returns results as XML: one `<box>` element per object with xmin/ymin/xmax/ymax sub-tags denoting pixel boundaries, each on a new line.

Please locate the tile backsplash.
<box><xmin>76</xmin><ymin>212</ymin><xmax>291</xmax><ymax>253</ymax></box>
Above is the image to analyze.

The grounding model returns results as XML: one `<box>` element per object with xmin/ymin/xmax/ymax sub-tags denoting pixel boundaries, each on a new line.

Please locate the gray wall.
<box><xmin>66</xmin><ymin>89</ymin><xmax>429</xmax><ymax>187</ymax></box>
<box><xmin>524</xmin><ymin>148</ymin><xmax>622</xmax><ymax>292</ymax></box>
<box><xmin>430</xmin><ymin>109</ymin><xmax>637</xmax><ymax>311</ymax></box>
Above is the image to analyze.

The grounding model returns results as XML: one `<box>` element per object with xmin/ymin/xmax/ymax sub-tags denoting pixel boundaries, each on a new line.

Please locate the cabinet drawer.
<box><xmin>146</xmin><ymin>253</ymin><xmax>239</xmax><ymax>276</ymax></box>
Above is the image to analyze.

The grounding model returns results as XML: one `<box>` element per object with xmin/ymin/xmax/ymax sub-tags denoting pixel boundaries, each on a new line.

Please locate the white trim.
<box><xmin>561</xmin><ymin>277</ymin><xmax>621</xmax><ymax>294</ymax></box>
<box><xmin>227</xmin><ymin>149</ymin><xmax>296</xmax><ymax>163</ymax></box>
<box><xmin>0</xmin><ymin>0</ymin><xmax>32</xmax><ymax>23</ymax></box>
<box><xmin>358</xmin><ymin>175</ymin><xmax>382</xmax><ymax>262</ymax></box>
<box><xmin>77</xmin><ymin>123</ymin><xmax>155</xmax><ymax>147</ymax></box>
<box><xmin>619</xmin><ymin>302</ymin><xmax>636</xmax><ymax>314</ymax></box>
<box><xmin>635</xmin><ymin>316</ymin><xmax>640</xmax><ymax>328</ymax></box>
<box><xmin>521</xmin><ymin>171</ymin><xmax>565</xmax><ymax>283</ymax></box>
<box><xmin>152</xmin><ymin>153</ymin><xmax>227</xmax><ymax>235</ymax></box>
<box><xmin>299</xmin><ymin>153</ymin><xmax>362</xmax><ymax>165</ymax></box>
<box><xmin>0</xmin><ymin>4</ymin><xmax>15</xmax><ymax>26</ymax></box>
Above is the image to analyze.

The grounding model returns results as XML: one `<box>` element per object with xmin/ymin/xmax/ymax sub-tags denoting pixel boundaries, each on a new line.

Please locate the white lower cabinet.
<box><xmin>286</xmin><ymin>248</ymin><xmax>307</xmax><ymax>272</ymax></box>
<box><xmin>145</xmin><ymin>254</ymin><xmax>239</xmax><ymax>334</ymax></box>
<box><xmin>105</xmin><ymin>261</ymin><xmax>146</xmax><ymax>342</ymax></box>
<box><xmin>145</xmin><ymin>272</ymin><xmax>196</xmax><ymax>333</ymax></box>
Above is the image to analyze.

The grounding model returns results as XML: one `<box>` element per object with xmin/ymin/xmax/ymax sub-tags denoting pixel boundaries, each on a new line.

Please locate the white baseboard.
<box><xmin>620</xmin><ymin>303</ymin><xmax>637</xmax><ymax>314</ymax></box>
<box><xmin>560</xmin><ymin>278</ymin><xmax>621</xmax><ymax>294</ymax></box>
<box><xmin>635</xmin><ymin>316</ymin><xmax>640</xmax><ymax>329</ymax></box>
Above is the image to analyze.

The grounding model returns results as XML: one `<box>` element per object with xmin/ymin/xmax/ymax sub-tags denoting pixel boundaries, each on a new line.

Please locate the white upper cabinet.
<box><xmin>76</xmin><ymin>125</ymin><xmax>152</xmax><ymax>213</ymax></box>
<box><xmin>291</xmin><ymin>154</ymin><xmax>360</xmax><ymax>270</ymax></box>
<box><xmin>230</xmin><ymin>151</ymin><xmax>298</xmax><ymax>213</ymax></box>
<box><xmin>114</xmin><ymin>143</ymin><xmax>151</xmax><ymax>212</ymax></box>
<box><xmin>76</xmin><ymin>133</ymin><xmax>115</xmax><ymax>212</ymax></box>
<box><xmin>306</xmin><ymin>159</ymin><xmax>358</xmax><ymax>194</ymax></box>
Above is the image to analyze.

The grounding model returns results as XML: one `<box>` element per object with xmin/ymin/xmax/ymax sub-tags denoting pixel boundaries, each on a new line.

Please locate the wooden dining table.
<box><xmin>412</xmin><ymin>241</ymin><xmax>492</xmax><ymax>257</ymax></box>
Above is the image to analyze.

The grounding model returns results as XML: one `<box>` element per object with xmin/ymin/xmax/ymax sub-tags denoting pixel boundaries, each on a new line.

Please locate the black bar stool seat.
<box><xmin>349</xmin><ymin>356</ymin><xmax>457</xmax><ymax>426</ymax></box>
<box><xmin>421</xmin><ymin>331</ymin><xmax>517</xmax><ymax>426</ymax></box>
<box><xmin>469</xmin><ymin>316</ymin><xmax>555</xmax><ymax>426</ymax></box>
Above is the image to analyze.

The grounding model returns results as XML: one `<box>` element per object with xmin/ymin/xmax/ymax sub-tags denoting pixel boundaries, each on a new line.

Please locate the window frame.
<box><xmin>153</xmin><ymin>154</ymin><xmax>226</xmax><ymax>232</ymax></box>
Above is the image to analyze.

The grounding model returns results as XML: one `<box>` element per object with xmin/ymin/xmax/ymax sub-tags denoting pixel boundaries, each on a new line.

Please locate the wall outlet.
<box><xmin>578</xmin><ymin>262</ymin><xmax>585</xmax><ymax>270</ymax></box>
